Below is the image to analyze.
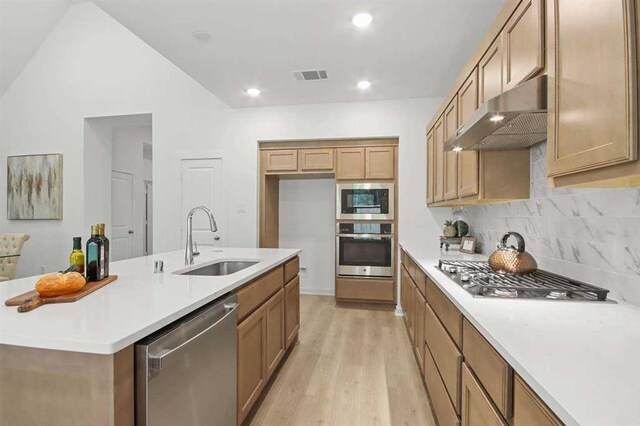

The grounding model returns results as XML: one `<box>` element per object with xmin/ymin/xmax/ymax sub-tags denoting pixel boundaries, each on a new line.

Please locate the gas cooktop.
<box><xmin>437</xmin><ymin>260</ymin><xmax>611</xmax><ymax>301</ymax></box>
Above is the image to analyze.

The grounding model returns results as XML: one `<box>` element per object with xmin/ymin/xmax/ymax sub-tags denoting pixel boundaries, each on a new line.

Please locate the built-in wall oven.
<box><xmin>336</xmin><ymin>183</ymin><xmax>394</xmax><ymax>221</ymax></box>
<box><xmin>337</xmin><ymin>223</ymin><xmax>394</xmax><ymax>278</ymax></box>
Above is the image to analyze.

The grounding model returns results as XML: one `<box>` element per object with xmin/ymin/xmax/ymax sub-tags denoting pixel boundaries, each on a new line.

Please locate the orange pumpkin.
<box><xmin>36</xmin><ymin>272</ymin><xmax>86</xmax><ymax>297</ymax></box>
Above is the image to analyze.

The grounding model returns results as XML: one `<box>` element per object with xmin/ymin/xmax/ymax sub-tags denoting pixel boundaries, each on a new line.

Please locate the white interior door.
<box><xmin>111</xmin><ymin>171</ymin><xmax>134</xmax><ymax>261</ymax></box>
<box><xmin>181</xmin><ymin>158</ymin><xmax>225</xmax><ymax>248</ymax></box>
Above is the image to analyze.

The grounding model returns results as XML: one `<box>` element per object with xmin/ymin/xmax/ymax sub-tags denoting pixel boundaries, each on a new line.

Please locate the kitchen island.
<box><xmin>400</xmin><ymin>243</ymin><xmax>640</xmax><ymax>426</ymax></box>
<box><xmin>0</xmin><ymin>247</ymin><xmax>300</xmax><ymax>425</ymax></box>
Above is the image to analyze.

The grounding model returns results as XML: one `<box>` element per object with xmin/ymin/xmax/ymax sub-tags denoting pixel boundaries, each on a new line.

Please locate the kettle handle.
<box><xmin>499</xmin><ymin>232</ymin><xmax>526</xmax><ymax>252</ymax></box>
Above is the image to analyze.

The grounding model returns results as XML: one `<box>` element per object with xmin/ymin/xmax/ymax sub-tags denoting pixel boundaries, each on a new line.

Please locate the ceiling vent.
<box><xmin>293</xmin><ymin>70</ymin><xmax>328</xmax><ymax>81</ymax></box>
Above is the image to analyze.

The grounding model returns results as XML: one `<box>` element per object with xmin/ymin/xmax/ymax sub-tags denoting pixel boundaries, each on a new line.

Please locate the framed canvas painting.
<box><xmin>7</xmin><ymin>154</ymin><xmax>63</xmax><ymax>220</ymax></box>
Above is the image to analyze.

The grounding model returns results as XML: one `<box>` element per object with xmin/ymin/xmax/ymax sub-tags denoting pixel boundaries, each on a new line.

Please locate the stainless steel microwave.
<box><xmin>336</xmin><ymin>183</ymin><xmax>394</xmax><ymax>221</ymax></box>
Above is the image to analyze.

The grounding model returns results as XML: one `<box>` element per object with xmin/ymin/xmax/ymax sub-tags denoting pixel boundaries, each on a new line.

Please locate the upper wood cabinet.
<box><xmin>336</xmin><ymin>147</ymin><xmax>366</xmax><ymax>179</ymax></box>
<box><xmin>502</xmin><ymin>0</ymin><xmax>545</xmax><ymax>90</ymax></box>
<box><xmin>433</xmin><ymin>116</ymin><xmax>446</xmax><ymax>202</ymax></box>
<box><xmin>547</xmin><ymin>0</ymin><xmax>638</xmax><ymax>179</ymax></box>
<box><xmin>479</xmin><ymin>37</ymin><xmax>503</xmax><ymax>104</ymax></box>
<box><xmin>461</xmin><ymin>363</ymin><xmax>508</xmax><ymax>426</ymax></box>
<box><xmin>444</xmin><ymin>97</ymin><xmax>459</xmax><ymax>200</ymax></box>
<box><xmin>265</xmin><ymin>150</ymin><xmax>298</xmax><ymax>172</ymax></box>
<box><xmin>457</xmin><ymin>69</ymin><xmax>480</xmax><ymax>197</ymax></box>
<box><xmin>426</xmin><ymin>130</ymin><xmax>435</xmax><ymax>204</ymax></box>
<box><xmin>298</xmin><ymin>148</ymin><xmax>334</xmax><ymax>172</ymax></box>
<box><xmin>513</xmin><ymin>375</ymin><xmax>562</xmax><ymax>426</ymax></box>
<box><xmin>365</xmin><ymin>146</ymin><xmax>395</xmax><ymax>179</ymax></box>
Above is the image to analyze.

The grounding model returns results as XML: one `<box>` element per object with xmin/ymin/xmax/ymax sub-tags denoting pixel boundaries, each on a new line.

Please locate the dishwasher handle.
<box><xmin>149</xmin><ymin>302</ymin><xmax>238</xmax><ymax>371</ymax></box>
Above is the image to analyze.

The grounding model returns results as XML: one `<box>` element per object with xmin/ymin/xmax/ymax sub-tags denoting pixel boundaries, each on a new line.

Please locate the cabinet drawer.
<box><xmin>236</xmin><ymin>266</ymin><xmax>284</xmax><ymax>322</ymax></box>
<box><xmin>336</xmin><ymin>277</ymin><xmax>395</xmax><ymax>303</ymax></box>
<box><xmin>513</xmin><ymin>375</ymin><xmax>562</xmax><ymax>426</ymax></box>
<box><xmin>462</xmin><ymin>319</ymin><xmax>512</xmax><ymax>419</ymax></box>
<box><xmin>424</xmin><ymin>344</ymin><xmax>461</xmax><ymax>426</ymax></box>
<box><xmin>426</xmin><ymin>278</ymin><xmax>462</xmax><ymax>347</ymax></box>
<box><xmin>284</xmin><ymin>256</ymin><xmax>299</xmax><ymax>284</ymax></box>
<box><xmin>264</xmin><ymin>150</ymin><xmax>298</xmax><ymax>172</ymax></box>
<box><xmin>298</xmin><ymin>148</ymin><xmax>334</xmax><ymax>171</ymax></box>
<box><xmin>425</xmin><ymin>303</ymin><xmax>463</xmax><ymax>413</ymax></box>
<box><xmin>462</xmin><ymin>363</ymin><xmax>507</xmax><ymax>426</ymax></box>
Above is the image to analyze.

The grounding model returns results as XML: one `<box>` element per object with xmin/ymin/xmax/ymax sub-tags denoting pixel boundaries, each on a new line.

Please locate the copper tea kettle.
<box><xmin>488</xmin><ymin>232</ymin><xmax>538</xmax><ymax>274</ymax></box>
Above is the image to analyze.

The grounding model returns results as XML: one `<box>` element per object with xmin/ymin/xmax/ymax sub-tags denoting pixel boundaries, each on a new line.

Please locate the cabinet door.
<box><xmin>461</xmin><ymin>363</ymin><xmax>507</xmax><ymax>426</ymax></box>
<box><xmin>299</xmin><ymin>148</ymin><xmax>334</xmax><ymax>172</ymax></box>
<box><xmin>365</xmin><ymin>146</ymin><xmax>395</xmax><ymax>179</ymax></box>
<box><xmin>414</xmin><ymin>286</ymin><xmax>426</xmax><ymax>374</ymax></box>
<box><xmin>265</xmin><ymin>288</ymin><xmax>285</xmax><ymax>379</ymax></box>
<box><xmin>285</xmin><ymin>276</ymin><xmax>300</xmax><ymax>349</ymax></box>
<box><xmin>444</xmin><ymin>97</ymin><xmax>459</xmax><ymax>200</ymax></box>
<box><xmin>426</xmin><ymin>129</ymin><xmax>435</xmax><ymax>204</ymax></box>
<box><xmin>406</xmin><ymin>280</ymin><xmax>414</xmax><ymax>342</ymax></box>
<box><xmin>433</xmin><ymin>116</ymin><xmax>446</xmax><ymax>202</ymax></box>
<box><xmin>237</xmin><ymin>305</ymin><xmax>267</xmax><ymax>424</ymax></box>
<box><xmin>502</xmin><ymin>0</ymin><xmax>544</xmax><ymax>90</ymax></box>
<box><xmin>336</xmin><ymin>148</ymin><xmax>365</xmax><ymax>179</ymax></box>
<box><xmin>547</xmin><ymin>0</ymin><xmax>637</xmax><ymax>177</ymax></box>
<box><xmin>479</xmin><ymin>38</ymin><xmax>503</xmax><ymax>104</ymax></box>
<box><xmin>457</xmin><ymin>69</ymin><xmax>480</xmax><ymax>197</ymax></box>
<box><xmin>513</xmin><ymin>375</ymin><xmax>562</xmax><ymax>426</ymax></box>
<box><xmin>265</xmin><ymin>149</ymin><xmax>298</xmax><ymax>172</ymax></box>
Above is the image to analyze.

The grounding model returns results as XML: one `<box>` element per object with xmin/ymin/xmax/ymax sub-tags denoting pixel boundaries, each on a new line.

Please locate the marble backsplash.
<box><xmin>462</xmin><ymin>142</ymin><xmax>640</xmax><ymax>306</ymax></box>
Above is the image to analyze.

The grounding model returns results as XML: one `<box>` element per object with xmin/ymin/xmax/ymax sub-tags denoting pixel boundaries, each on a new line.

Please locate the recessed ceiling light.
<box><xmin>490</xmin><ymin>114</ymin><xmax>505</xmax><ymax>122</ymax></box>
<box><xmin>352</xmin><ymin>13</ymin><xmax>373</xmax><ymax>28</ymax></box>
<box><xmin>192</xmin><ymin>30</ymin><xmax>211</xmax><ymax>43</ymax></box>
<box><xmin>453</xmin><ymin>146</ymin><xmax>463</xmax><ymax>152</ymax></box>
<box><xmin>357</xmin><ymin>80</ymin><xmax>372</xmax><ymax>90</ymax></box>
<box><xmin>246</xmin><ymin>88</ymin><xmax>261</xmax><ymax>97</ymax></box>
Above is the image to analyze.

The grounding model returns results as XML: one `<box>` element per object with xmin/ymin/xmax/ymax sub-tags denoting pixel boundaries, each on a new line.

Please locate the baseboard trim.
<box><xmin>300</xmin><ymin>288</ymin><xmax>335</xmax><ymax>296</ymax></box>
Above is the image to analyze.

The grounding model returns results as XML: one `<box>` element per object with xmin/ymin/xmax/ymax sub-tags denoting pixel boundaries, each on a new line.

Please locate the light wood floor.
<box><xmin>247</xmin><ymin>295</ymin><xmax>436</xmax><ymax>426</ymax></box>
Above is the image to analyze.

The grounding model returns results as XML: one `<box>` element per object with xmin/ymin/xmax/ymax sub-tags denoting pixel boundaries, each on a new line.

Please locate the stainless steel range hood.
<box><xmin>444</xmin><ymin>75</ymin><xmax>547</xmax><ymax>151</ymax></box>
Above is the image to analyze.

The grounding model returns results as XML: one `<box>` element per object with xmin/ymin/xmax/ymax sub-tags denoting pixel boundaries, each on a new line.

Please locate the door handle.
<box><xmin>214</xmin><ymin>236</ymin><xmax>220</xmax><ymax>241</ymax></box>
<box><xmin>149</xmin><ymin>303</ymin><xmax>239</xmax><ymax>371</ymax></box>
<box><xmin>128</xmin><ymin>230</ymin><xmax>134</xmax><ymax>234</ymax></box>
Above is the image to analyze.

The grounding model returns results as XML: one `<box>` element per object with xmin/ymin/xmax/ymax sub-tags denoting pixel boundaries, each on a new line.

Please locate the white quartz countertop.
<box><xmin>401</xmin><ymin>242</ymin><xmax>640</xmax><ymax>426</ymax></box>
<box><xmin>0</xmin><ymin>248</ymin><xmax>300</xmax><ymax>355</ymax></box>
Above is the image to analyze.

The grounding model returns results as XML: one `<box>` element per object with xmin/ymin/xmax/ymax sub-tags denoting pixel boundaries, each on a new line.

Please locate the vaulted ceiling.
<box><xmin>1</xmin><ymin>0</ymin><xmax>506</xmax><ymax>107</ymax></box>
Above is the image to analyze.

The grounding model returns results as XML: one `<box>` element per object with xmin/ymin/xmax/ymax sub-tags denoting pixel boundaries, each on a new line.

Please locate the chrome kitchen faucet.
<box><xmin>185</xmin><ymin>206</ymin><xmax>218</xmax><ymax>265</ymax></box>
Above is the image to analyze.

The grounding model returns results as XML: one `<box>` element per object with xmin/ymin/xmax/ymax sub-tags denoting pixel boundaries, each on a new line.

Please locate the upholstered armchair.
<box><xmin>0</xmin><ymin>234</ymin><xmax>30</xmax><ymax>281</ymax></box>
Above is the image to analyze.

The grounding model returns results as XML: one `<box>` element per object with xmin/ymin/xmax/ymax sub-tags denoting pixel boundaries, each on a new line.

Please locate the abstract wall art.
<box><xmin>7</xmin><ymin>154</ymin><xmax>63</xmax><ymax>220</ymax></box>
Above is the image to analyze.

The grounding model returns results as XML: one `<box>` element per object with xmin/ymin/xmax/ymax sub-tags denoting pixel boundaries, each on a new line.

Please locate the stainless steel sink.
<box><xmin>178</xmin><ymin>261</ymin><xmax>259</xmax><ymax>276</ymax></box>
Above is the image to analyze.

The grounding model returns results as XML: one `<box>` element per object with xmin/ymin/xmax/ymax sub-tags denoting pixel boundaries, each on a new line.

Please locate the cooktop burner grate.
<box><xmin>437</xmin><ymin>260</ymin><xmax>610</xmax><ymax>301</ymax></box>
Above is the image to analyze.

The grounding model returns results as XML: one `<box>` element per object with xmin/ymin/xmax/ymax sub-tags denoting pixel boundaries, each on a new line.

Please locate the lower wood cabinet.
<box><xmin>413</xmin><ymin>286</ymin><xmax>426</xmax><ymax>372</ymax></box>
<box><xmin>236</xmin><ymin>259</ymin><xmax>300</xmax><ymax>425</ymax></box>
<box><xmin>237</xmin><ymin>304</ymin><xmax>268</xmax><ymax>424</ymax></box>
<box><xmin>461</xmin><ymin>363</ymin><xmax>507</xmax><ymax>426</ymax></box>
<box><xmin>424</xmin><ymin>346</ymin><xmax>461</xmax><ymax>426</ymax></box>
<box><xmin>285</xmin><ymin>276</ymin><xmax>300</xmax><ymax>349</ymax></box>
<box><xmin>335</xmin><ymin>277</ymin><xmax>395</xmax><ymax>303</ymax></box>
<box><xmin>513</xmin><ymin>375</ymin><xmax>562</xmax><ymax>426</ymax></box>
<box><xmin>265</xmin><ymin>289</ymin><xmax>285</xmax><ymax>378</ymax></box>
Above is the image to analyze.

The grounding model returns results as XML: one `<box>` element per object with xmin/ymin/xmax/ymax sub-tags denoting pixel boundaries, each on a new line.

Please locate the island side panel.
<box><xmin>0</xmin><ymin>344</ymin><xmax>134</xmax><ymax>426</ymax></box>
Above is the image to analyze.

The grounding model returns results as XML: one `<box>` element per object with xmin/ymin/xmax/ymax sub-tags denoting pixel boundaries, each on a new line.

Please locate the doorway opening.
<box><xmin>83</xmin><ymin>113</ymin><xmax>153</xmax><ymax>261</ymax></box>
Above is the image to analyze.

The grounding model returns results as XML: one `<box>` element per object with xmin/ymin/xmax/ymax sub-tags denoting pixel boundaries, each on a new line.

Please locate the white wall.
<box><xmin>0</xmin><ymin>3</ymin><xmax>233</xmax><ymax>277</ymax></box>
<box><xmin>279</xmin><ymin>178</ymin><xmax>335</xmax><ymax>295</ymax></box>
<box><xmin>112</xmin><ymin>125</ymin><xmax>151</xmax><ymax>258</ymax></box>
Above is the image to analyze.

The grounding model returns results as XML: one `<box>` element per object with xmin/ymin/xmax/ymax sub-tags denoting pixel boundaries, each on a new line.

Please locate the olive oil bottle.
<box><xmin>86</xmin><ymin>225</ymin><xmax>105</xmax><ymax>282</ymax></box>
<box><xmin>97</xmin><ymin>223</ymin><xmax>110</xmax><ymax>277</ymax></box>
<box><xmin>69</xmin><ymin>237</ymin><xmax>85</xmax><ymax>275</ymax></box>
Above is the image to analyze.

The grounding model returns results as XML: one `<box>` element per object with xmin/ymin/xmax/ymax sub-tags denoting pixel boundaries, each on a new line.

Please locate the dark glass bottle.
<box><xmin>69</xmin><ymin>237</ymin><xmax>85</xmax><ymax>275</ymax></box>
<box><xmin>86</xmin><ymin>225</ymin><xmax>105</xmax><ymax>282</ymax></box>
<box><xmin>97</xmin><ymin>223</ymin><xmax>110</xmax><ymax>277</ymax></box>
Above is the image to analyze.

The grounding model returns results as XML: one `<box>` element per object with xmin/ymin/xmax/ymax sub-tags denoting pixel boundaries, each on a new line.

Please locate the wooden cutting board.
<box><xmin>5</xmin><ymin>275</ymin><xmax>118</xmax><ymax>313</ymax></box>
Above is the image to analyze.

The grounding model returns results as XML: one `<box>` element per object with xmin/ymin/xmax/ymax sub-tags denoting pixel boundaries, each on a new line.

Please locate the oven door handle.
<box><xmin>337</xmin><ymin>234</ymin><xmax>394</xmax><ymax>239</ymax></box>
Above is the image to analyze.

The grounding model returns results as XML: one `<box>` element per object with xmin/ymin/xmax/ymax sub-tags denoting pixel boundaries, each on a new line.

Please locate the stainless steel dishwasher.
<box><xmin>135</xmin><ymin>294</ymin><xmax>238</xmax><ymax>426</ymax></box>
